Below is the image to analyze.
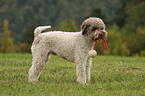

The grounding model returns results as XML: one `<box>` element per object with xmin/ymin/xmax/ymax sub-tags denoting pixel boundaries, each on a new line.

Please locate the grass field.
<box><xmin>0</xmin><ymin>54</ymin><xmax>145</xmax><ymax>96</ymax></box>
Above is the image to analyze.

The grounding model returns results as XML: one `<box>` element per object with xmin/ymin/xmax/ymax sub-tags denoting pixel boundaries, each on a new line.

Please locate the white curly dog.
<box><xmin>28</xmin><ymin>17</ymin><xmax>107</xmax><ymax>84</ymax></box>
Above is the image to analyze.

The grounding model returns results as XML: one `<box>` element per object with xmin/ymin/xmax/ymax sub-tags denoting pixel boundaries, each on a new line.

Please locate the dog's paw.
<box><xmin>77</xmin><ymin>78</ymin><xmax>86</xmax><ymax>85</ymax></box>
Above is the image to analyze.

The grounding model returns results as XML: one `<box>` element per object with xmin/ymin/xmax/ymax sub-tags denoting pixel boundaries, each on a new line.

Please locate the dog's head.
<box><xmin>81</xmin><ymin>17</ymin><xmax>107</xmax><ymax>41</ymax></box>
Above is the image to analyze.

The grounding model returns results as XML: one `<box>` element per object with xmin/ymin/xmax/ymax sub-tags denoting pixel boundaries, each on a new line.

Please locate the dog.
<box><xmin>28</xmin><ymin>17</ymin><xmax>107</xmax><ymax>84</ymax></box>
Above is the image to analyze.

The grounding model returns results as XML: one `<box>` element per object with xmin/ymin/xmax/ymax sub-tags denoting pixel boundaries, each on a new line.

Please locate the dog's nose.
<box><xmin>99</xmin><ymin>33</ymin><xmax>103</xmax><ymax>37</ymax></box>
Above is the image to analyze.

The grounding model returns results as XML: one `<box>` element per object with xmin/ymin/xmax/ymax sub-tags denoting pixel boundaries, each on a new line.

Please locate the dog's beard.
<box><xmin>93</xmin><ymin>33</ymin><xmax>105</xmax><ymax>41</ymax></box>
<box><xmin>94</xmin><ymin>36</ymin><xmax>103</xmax><ymax>41</ymax></box>
<box><xmin>94</xmin><ymin>31</ymin><xmax>107</xmax><ymax>41</ymax></box>
<box><xmin>87</xmin><ymin>30</ymin><xmax>107</xmax><ymax>41</ymax></box>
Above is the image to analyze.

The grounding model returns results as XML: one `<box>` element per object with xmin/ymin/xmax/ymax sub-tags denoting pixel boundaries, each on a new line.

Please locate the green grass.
<box><xmin>0</xmin><ymin>54</ymin><xmax>145</xmax><ymax>96</ymax></box>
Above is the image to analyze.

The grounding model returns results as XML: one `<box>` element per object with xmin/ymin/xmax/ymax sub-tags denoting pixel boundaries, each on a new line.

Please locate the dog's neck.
<box><xmin>79</xmin><ymin>32</ymin><xmax>95</xmax><ymax>48</ymax></box>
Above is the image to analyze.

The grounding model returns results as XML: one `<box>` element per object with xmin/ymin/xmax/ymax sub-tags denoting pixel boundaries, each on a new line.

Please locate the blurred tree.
<box><xmin>0</xmin><ymin>20</ymin><xmax>15</xmax><ymax>53</ymax></box>
<box><xmin>113</xmin><ymin>0</ymin><xmax>128</xmax><ymax>28</ymax></box>
<box><xmin>124</xmin><ymin>1</ymin><xmax>145</xmax><ymax>34</ymax></box>
<box><xmin>59</xmin><ymin>20</ymin><xmax>78</xmax><ymax>32</ymax></box>
<box><xmin>59</xmin><ymin>20</ymin><xmax>68</xmax><ymax>31</ymax></box>
<box><xmin>114</xmin><ymin>0</ymin><xmax>145</xmax><ymax>29</ymax></box>
<box><xmin>127</xmin><ymin>27</ymin><xmax>145</xmax><ymax>56</ymax></box>
<box><xmin>20</xmin><ymin>18</ymin><xmax>38</xmax><ymax>53</ymax></box>
<box><xmin>87</xmin><ymin>8</ymin><xmax>106</xmax><ymax>23</ymax></box>
<box><xmin>122</xmin><ymin>1</ymin><xmax>145</xmax><ymax>55</ymax></box>
<box><xmin>19</xmin><ymin>42</ymin><xmax>31</xmax><ymax>53</ymax></box>
<box><xmin>136</xmin><ymin>27</ymin><xmax>145</xmax><ymax>51</ymax></box>
<box><xmin>69</xmin><ymin>20</ymin><xmax>78</xmax><ymax>32</ymax></box>
<box><xmin>104</xmin><ymin>25</ymin><xmax>130</xmax><ymax>56</ymax></box>
<box><xmin>0</xmin><ymin>0</ymin><xmax>122</xmax><ymax>45</ymax></box>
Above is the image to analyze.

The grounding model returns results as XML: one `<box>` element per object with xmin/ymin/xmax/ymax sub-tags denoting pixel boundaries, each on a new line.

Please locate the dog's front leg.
<box><xmin>86</xmin><ymin>57</ymin><xmax>92</xmax><ymax>83</ymax></box>
<box><xmin>75</xmin><ymin>54</ymin><xmax>88</xmax><ymax>84</ymax></box>
<box><xmin>76</xmin><ymin>62</ymin><xmax>86</xmax><ymax>84</ymax></box>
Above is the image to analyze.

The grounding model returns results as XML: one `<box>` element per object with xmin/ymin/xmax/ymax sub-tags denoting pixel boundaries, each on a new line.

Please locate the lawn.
<box><xmin>0</xmin><ymin>54</ymin><xmax>145</xmax><ymax>96</ymax></box>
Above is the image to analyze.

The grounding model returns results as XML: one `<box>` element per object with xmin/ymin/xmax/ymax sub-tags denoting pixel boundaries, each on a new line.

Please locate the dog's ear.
<box><xmin>81</xmin><ymin>24</ymin><xmax>90</xmax><ymax>35</ymax></box>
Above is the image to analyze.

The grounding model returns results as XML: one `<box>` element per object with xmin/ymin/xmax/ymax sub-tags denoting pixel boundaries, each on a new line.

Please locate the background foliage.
<box><xmin>0</xmin><ymin>0</ymin><xmax>145</xmax><ymax>56</ymax></box>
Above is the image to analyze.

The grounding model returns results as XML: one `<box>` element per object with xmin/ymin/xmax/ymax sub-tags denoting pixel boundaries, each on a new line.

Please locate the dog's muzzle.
<box><xmin>93</xmin><ymin>30</ymin><xmax>107</xmax><ymax>41</ymax></box>
<box><xmin>100</xmin><ymin>30</ymin><xmax>107</xmax><ymax>38</ymax></box>
<box><xmin>99</xmin><ymin>33</ymin><xmax>103</xmax><ymax>37</ymax></box>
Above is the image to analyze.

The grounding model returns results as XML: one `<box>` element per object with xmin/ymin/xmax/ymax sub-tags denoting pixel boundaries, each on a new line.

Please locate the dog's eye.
<box><xmin>92</xmin><ymin>27</ymin><xmax>99</xmax><ymax>31</ymax></box>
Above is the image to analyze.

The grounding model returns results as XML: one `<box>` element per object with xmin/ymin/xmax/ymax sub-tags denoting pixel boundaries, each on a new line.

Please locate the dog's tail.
<box><xmin>34</xmin><ymin>26</ymin><xmax>51</xmax><ymax>37</ymax></box>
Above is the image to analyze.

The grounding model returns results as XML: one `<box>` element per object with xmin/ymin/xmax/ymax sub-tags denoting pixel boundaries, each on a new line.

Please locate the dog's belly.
<box><xmin>50</xmin><ymin>40</ymin><xmax>75</xmax><ymax>62</ymax></box>
<box><xmin>50</xmin><ymin>48</ymin><xmax>75</xmax><ymax>63</ymax></box>
<box><xmin>49</xmin><ymin>41</ymin><xmax>75</xmax><ymax>62</ymax></box>
<box><xmin>42</xmin><ymin>32</ymin><xmax>78</xmax><ymax>63</ymax></box>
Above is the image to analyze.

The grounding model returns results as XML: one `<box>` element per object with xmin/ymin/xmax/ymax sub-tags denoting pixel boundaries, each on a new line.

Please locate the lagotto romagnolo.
<box><xmin>28</xmin><ymin>17</ymin><xmax>107</xmax><ymax>84</ymax></box>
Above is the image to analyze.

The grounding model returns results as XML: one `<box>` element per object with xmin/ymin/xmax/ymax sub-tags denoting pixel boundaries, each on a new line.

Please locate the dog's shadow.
<box><xmin>38</xmin><ymin>66</ymin><xmax>77</xmax><ymax>84</ymax></box>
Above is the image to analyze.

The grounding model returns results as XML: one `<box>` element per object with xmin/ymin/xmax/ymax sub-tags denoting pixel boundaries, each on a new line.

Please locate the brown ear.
<box><xmin>81</xmin><ymin>24</ymin><xmax>90</xmax><ymax>35</ymax></box>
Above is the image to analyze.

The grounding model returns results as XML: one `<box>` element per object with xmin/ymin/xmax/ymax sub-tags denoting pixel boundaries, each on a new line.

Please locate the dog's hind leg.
<box><xmin>28</xmin><ymin>47</ymin><xmax>51</xmax><ymax>82</ymax></box>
